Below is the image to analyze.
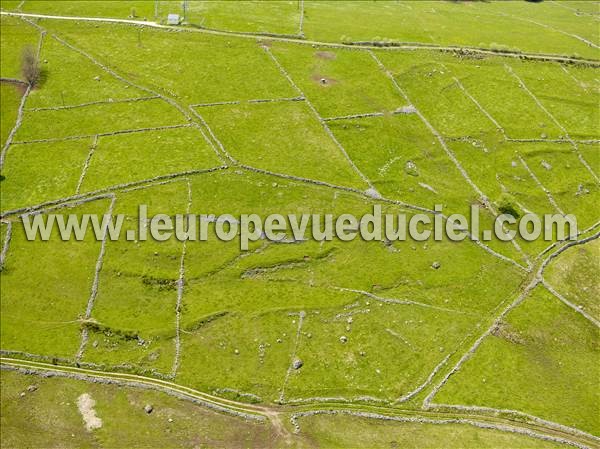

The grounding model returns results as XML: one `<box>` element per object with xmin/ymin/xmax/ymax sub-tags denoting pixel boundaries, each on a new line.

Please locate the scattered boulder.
<box><xmin>540</xmin><ymin>160</ymin><xmax>552</xmax><ymax>170</ymax></box>
<box><xmin>365</xmin><ymin>187</ymin><xmax>381</xmax><ymax>199</ymax></box>
<box><xmin>395</xmin><ymin>105</ymin><xmax>417</xmax><ymax>114</ymax></box>
<box><xmin>431</xmin><ymin>261</ymin><xmax>441</xmax><ymax>270</ymax></box>
<box><xmin>340</xmin><ymin>335</ymin><xmax>348</xmax><ymax>343</ymax></box>
<box><xmin>144</xmin><ymin>404</ymin><xmax>154</xmax><ymax>414</ymax></box>
<box><xmin>93</xmin><ymin>75</ymin><xmax>100</xmax><ymax>81</ymax></box>
<box><xmin>405</xmin><ymin>161</ymin><xmax>418</xmax><ymax>177</ymax></box>
<box><xmin>292</xmin><ymin>359</ymin><xmax>303</xmax><ymax>370</ymax></box>
<box><xmin>26</xmin><ymin>385</ymin><xmax>38</xmax><ymax>392</ymax></box>
<box><xmin>576</xmin><ymin>184</ymin><xmax>590</xmax><ymax>196</ymax></box>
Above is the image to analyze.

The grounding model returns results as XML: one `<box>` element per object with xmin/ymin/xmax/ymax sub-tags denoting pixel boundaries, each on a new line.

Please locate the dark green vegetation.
<box><xmin>0</xmin><ymin>1</ymin><xmax>598</xmax><ymax>448</ymax></box>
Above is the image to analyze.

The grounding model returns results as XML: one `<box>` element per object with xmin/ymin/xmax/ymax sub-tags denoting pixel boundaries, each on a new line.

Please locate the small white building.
<box><xmin>167</xmin><ymin>14</ymin><xmax>180</xmax><ymax>25</ymax></box>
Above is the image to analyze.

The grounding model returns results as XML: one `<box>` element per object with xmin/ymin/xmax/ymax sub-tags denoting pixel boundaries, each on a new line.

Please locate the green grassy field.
<box><xmin>0</xmin><ymin>1</ymin><xmax>598</xmax><ymax>448</ymax></box>
<box><xmin>434</xmin><ymin>286</ymin><xmax>600</xmax><ymax>435</ymax></box>
<box><xmin>1</xmin><ymin>369</ymin><xmax>570</xmax><ymax>449</ymax></box>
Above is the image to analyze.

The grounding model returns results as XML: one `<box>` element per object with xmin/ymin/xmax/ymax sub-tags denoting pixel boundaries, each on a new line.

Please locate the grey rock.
<box><xmin>395</xmin><ymin>105</ymin><xmax>417</xmax><ymax>114</ymax></box>
<box><xmin>576</xmin><ymin>184</ymin><xmax>589</xmax><ymax>196</ymax></box>
<box><xmin>365</xmin><ymin>187</ymin><xmax>382</xmax><ymax>199</ymax></box>
<box><xmin>144</xmin><ymin>404</ymin><xmax>154</xmax><ymax>414</ymax></box>
<box><xmin>405</xmin><ymin>160</ymin><xmax>418</xmax><ymax>176</ymax></box>
<box><xmin>292</xmin><ymin>359</ymin><xmax>303</xmax><ymax>370</ymax></box>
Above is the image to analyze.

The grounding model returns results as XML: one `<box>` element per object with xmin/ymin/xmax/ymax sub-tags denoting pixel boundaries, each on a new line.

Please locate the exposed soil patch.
<box><xmin>0</xmin><ymin>79</ymin><xmax>28</xmax><ymax>96</ymax></box>
<box><xmin>491</xmin><ymin>321</ymin><xmax>525</xmax><ymax>345</ymax></box>
<box><xmin>315</xmin><ymin>51</ymin><xmax>336</xmax><ymax>60</ymax></box>
<box><xmin>311</xmin><ymin>74</ymin><xmax>339</xmax><ymax>86</ymax></box>
<box><xmin>77</xmin><ymin>393</ymin><xmax>103</xmax><ymax>431</ymax></box>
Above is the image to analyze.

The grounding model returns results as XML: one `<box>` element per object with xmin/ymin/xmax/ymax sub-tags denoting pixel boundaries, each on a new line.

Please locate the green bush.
<box><xmin>497</xmin><ymin>193</ymin><xmax>521</xmax><ymax>218</ymax></box>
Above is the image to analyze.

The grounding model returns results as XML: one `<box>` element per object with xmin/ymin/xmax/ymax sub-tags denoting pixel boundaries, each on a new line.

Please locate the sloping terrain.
<box><xmin>0</xmin><ymin>1</ymin><xmax>598</xmax><ymax>448</ymax></box>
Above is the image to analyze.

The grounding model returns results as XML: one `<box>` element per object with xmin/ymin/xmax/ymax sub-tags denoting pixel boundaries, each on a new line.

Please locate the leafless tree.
<box><xmin>21</xmin><ymin>45</ymin><xmax>40</xmax><ymax>87</ymax></box>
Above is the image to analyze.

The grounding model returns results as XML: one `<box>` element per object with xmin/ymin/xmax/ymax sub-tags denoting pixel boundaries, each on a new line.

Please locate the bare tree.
<box><xmin>21</xmin><ymin>45</ymin><xmax>40</xmax><ymax>87</ymax></box>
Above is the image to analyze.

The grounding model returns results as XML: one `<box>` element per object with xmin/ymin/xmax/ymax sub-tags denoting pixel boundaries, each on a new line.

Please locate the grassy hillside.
<box><xmin>0</xmin><ymin>1</ymin><xmax>598</xmax><ymax>447</ymax></box>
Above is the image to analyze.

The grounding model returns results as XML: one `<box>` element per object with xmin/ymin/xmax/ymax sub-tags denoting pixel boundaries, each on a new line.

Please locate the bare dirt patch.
<box><xmin>311</xmin><ymin>74</ymin><xmax>339</xmax><ymax>87</ymax></box>
<box><xmin>0</xmin><ymin>79</ymin><xmax>27</xmax><ymax>96</ymax></box>
<box><xmin>315</xmin><ymin>51</ymin><xmax>336</xmax><ymax>60</ymax></box>
<box><xmin>77</xmin><ymin>393</ymin><xmax>103</xmax><ymax>431</ymax></box>
<box><xmin>491</xmin><ymin>321</ymin><xmax>525</xmax><ymax>345</ymax></box>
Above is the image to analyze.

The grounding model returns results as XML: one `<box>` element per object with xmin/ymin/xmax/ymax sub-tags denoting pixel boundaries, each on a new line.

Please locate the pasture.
<box><xmin>0</xmin><ymin>1</ymin><xmax>598</xmax><ymax>447</ymax></box>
